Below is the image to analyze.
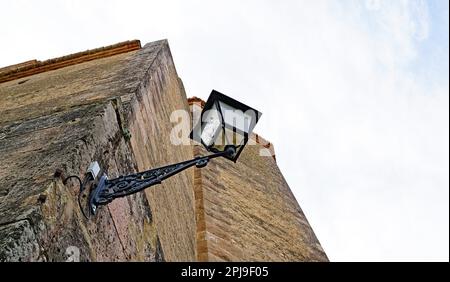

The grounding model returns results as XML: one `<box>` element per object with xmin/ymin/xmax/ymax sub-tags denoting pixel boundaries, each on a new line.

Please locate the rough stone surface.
<box><xmin>0</xmin><ymin>219</ymin><xmax>41</xmax><ymax>261</ymax></box>
<box><xmin>0</xmin><ymin>40</ymin><xmax>195</xmax><ymax>261</ymax></box>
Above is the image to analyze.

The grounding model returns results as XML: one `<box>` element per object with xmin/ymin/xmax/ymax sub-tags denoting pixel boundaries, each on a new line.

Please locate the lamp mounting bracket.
<box><xmin>87</xmin><ymin>145</ymin><xmax>236</xmax><ymax>216</ymax></box>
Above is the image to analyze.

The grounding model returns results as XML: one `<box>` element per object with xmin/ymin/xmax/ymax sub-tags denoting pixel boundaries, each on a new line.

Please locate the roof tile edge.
<box><xmin>0</xmin><ymin>40</ymin><xmax>141</xmax><ymax>84</ymax></box>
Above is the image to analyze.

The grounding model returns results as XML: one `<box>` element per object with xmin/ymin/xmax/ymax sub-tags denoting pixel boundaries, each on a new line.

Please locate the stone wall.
<box><xmin>126</xmin><ymin>43</ymin><xmax>196</xmax><ymax>262</ymax></box>
<box><xmin>0</xmin><ymin>40</ymin><xmax>195</xmax><ymax>261</ymax></box>
<box><xmin>189</xmin><ymin>102</ymin><xmax>328</xmax><ymax>262</ymax></box>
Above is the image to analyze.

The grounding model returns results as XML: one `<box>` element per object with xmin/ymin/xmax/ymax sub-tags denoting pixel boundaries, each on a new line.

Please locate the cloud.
<box><xmin>255</xmin><ymin>0</ymin><xmax>448</xmax><ymax>261</ymax></box>
<box><xmin>366</xmin><ymin>0</ymin><xmax>382</xmax><ymax>11</ymax></box>
<box><xmin>364</xmin><ymin>0</ymin><xmax>430</xmax><ymax>42</ymax></box>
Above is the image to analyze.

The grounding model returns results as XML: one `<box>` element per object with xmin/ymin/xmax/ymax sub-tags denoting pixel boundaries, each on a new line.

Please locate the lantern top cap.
<box><xmin>204</xmin><ymin>90</ymin><xmax>262</xmax><ymax>120</ymax></box>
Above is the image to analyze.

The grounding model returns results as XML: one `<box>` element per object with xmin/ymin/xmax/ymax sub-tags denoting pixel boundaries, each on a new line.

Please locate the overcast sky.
<box><xmin>1</xmin><ymin>0</ymin><xmax>448</xmax><ymax>261</ymax></box>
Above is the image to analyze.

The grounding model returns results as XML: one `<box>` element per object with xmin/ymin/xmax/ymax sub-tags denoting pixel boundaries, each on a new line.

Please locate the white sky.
<box><xmin>0</xmin><ymin>0</ymin><xmax>448</xmax><ymax>261</ymax></box>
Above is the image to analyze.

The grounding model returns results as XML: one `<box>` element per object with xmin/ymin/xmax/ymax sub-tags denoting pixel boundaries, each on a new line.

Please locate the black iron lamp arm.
<box><xmin>89</xmin><ymin>146</ymin><xmax>235</xmax><ymax>214</ymax></box>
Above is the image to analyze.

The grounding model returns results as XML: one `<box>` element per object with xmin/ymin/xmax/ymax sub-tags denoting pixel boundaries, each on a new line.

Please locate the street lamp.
<box><xmin>77</xmin><ymin>90</ymin><xmax>261</xmax><ymax>217</ymax></box>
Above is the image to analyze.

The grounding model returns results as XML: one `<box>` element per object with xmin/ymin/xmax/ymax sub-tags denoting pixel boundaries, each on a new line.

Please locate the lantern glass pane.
<box><xmin>208</xmin><ymin>127</ymin><xmax>245</xmax><ymax>159</ymax></box>
<box><xmin>218</xmin><ymin>101</ymin><xmax>254</xmax><ymax>134</ymax></box>
<box><xmin>200</xmin><ymin>108</ymin><xmax>222</xmax><ymax>147</ymax></box>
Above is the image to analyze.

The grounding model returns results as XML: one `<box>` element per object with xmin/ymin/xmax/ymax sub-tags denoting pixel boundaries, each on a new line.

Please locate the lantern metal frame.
<box><xmin>190</xmin><ymin>90</ymin><xmax>262</xmax><ymax>162</ymax></box>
